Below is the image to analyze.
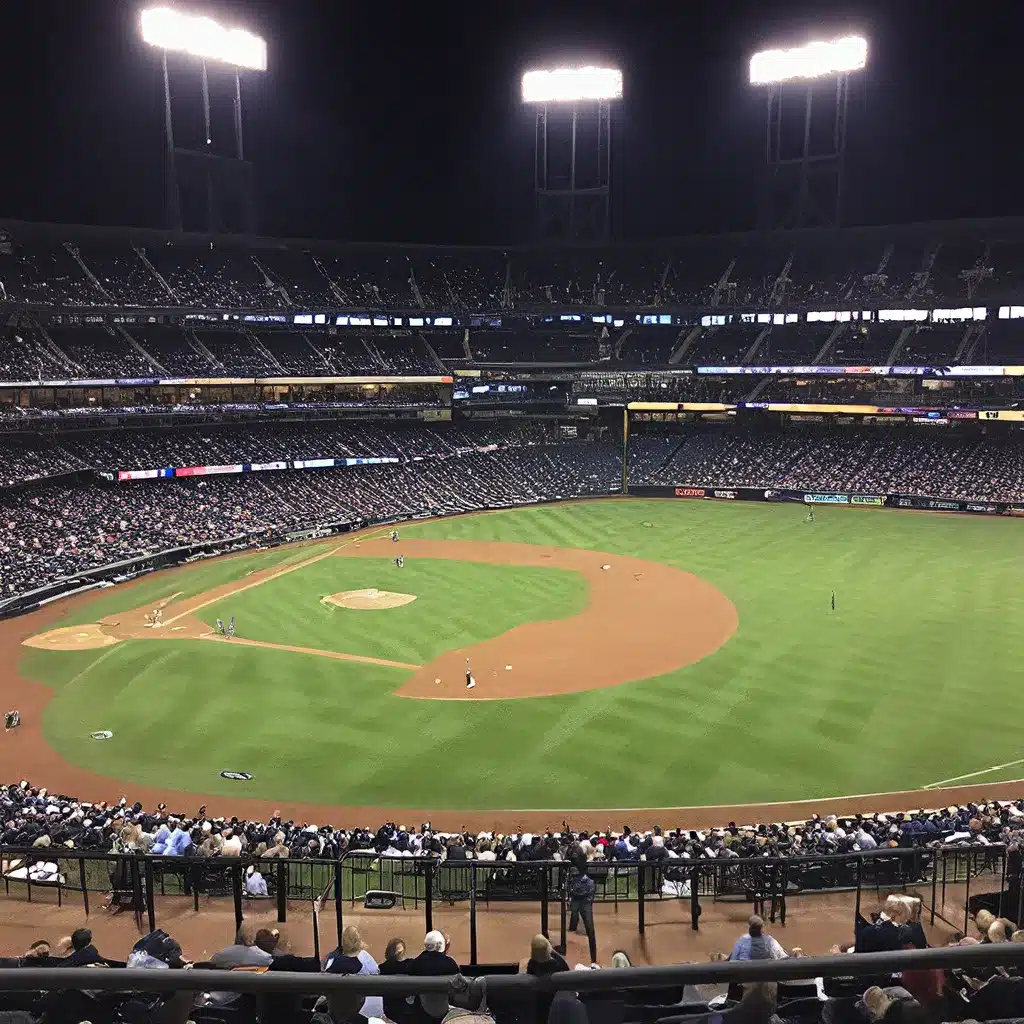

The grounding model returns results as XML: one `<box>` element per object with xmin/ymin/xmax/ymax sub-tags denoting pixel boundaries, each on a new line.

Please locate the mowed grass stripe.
<box><xmin>28</xmin><ymin>500</ymin><xmax>1024</xmax><ymax>810</ymax></box>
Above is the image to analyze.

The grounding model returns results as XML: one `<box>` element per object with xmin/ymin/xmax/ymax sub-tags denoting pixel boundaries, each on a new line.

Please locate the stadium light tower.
<box><xmin>140</xmin><ymin>7</ymin><xmax>267</xmax><ymax>234</ymax></box>
<box><xmin>750</xmin><ymin>35</ymin><xmax>866</xmax><ymax>229</ymax></box>
<box><xmin>522</xmin><ymin>66</ymin><xmax>622</xmax><ymax>242</ymax></box>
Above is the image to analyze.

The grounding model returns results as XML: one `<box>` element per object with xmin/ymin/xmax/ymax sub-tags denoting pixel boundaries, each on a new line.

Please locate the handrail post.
<box><xmin>277</xmin><ymin>861</ymin><xmax>287</xmax><ymax>924</ymax></box>
<box><xmin>335</xmin><ymin>860</ymin><xmax>344</xmax><ymax>950</ymax></box>
<box><xmin>78</xmin><ymin>858</ymin><xmax>90</xmax><ymax>918</ymax></box>
<box><xmin>637</xmin><ymin>862</ymin><xmax>645</xmax><ymax>935</ymax></box>
<box><xmin>424</xmin><ymin>861</ymin><xmax>434</xmax><ymax>934</ymax></box>
<box><xmin>690</xmin><ymin>864</ymin><xmax>700</xmax><ymax>930</ymax></box>
<box><xmin>855</xmin><ymin>856</ymin><xmax>863</xmax><ymax>921</ymax></box>
<box><xmin>232</xmin><ymin>863</ymin><xmax>244</xmax><ymax>932</ymax></box>
<box><xmin>558</xmin><ymin>865</ymin><xmax>568</xmax><ymax>955</ymax></box>
<box><xmin>130</xmin><ymin>856</ymin><xmax>144</xmax><ymax>931</ymax></box>
<box><xmin>541</xmin><ymin>864</ymin><xmax>550</xmax><ymax>939</ymax></box>
<box><xmin>144</xmin><ymin>858</ymin><xmax>157</xmax><ymax>934</ymax></box>
<box><xmin>470</xmin><ymin>863</ymin><xmax>478</xmax><ymax>967</ymax></box>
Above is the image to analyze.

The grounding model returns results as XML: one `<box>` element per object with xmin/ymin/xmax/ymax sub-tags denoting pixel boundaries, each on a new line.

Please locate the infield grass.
<box><xmin>23</xmin><ymin>500</ymin><xmax>1024</xmax><ymax>810</ymax></box>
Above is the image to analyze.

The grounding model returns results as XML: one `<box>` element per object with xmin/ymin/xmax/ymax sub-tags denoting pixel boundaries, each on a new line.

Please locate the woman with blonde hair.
<box><xmin>333</xmin><ymin>924</ymin><xmax>383</xmax><ymax>1019</ymax></box>
<box><xmin>974</xmin><ymin>908</ymin><xmax>996</xmax><ymax>938</ymax></box>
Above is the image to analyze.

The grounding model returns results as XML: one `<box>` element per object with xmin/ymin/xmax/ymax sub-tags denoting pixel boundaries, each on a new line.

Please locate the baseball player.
<box><xmin>153</xmin><ymin>608</ymin><xmax>163</xmax><ymax>627</ymax></box>
<box><xmin>805</xmin><ymin>506</ymin><xmax>815</xmax><ymax>523</ymax></box>
<box><xmin>227</xmin><ymin>616</ymin><xmax>236</xmax><ymax>639</ymax></box>
<box><xmin>465</xmin><ymin>658</ymin><xmax>476</xmax><ymax>690</ymax></box>
<box><xmin>391</xmin><ymin>530</ymin><xmax>399</xmax><ymax>543</ymax></box>
<box><xmin>215</xmin><ymin>618</ymin><xmax>225</xmax><ymax>636</ymax></box>
<box><xmin>396</xmin><ymin>555</ymin><xmax>405</xmax><ymax>568</ymax></box>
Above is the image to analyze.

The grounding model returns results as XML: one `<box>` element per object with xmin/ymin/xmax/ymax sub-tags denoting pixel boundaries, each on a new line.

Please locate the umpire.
<box><xmin>567</xmin><ymin>847</ymin><xmax>598</xmax><ymax>965</ymax></box>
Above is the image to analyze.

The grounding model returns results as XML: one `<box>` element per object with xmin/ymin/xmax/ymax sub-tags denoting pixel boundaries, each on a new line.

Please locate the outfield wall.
<box><xmin>629</xmin><ymin>485</ymin><xmax>1024</xmax><ymax>516</ymax></box>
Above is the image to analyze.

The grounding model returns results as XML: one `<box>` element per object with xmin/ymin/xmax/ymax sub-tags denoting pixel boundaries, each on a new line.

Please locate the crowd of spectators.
<box><xmin>0</xmin><ymin>427</ymin><xmax>617</xmax><ymax>597</ymax></box>
<box><xmin>2</xmin><ymin>775</ymin><xmax>1021</xmax><ymax>883</ymax></box>
<box><xmin>2</xmin><ymin>781</ymin><xmax>1023</xmax><ymax>1021</ymax></box>
<box><xmin>5</xmin><ymin>319</ymin><xmax>1024</xmax><ymax>381</ymax></box>
<box><xmin>6</xmin><ymin>226</ymin><xmax>1024</xmax><ymax>316</ymax></box>
<box><xmin>627</xmin><ymin>426</ymin><xmax>1024</xmax><ymax>503</ymax></box>
<box><xmin>9</xmin><ymin>422</ymin><xmax>1024</xmax><ymax>596</ymax></box>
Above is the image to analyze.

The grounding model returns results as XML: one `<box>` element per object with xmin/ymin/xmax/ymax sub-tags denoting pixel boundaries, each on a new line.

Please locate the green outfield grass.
<box><xmin>22</xmin><ymin>500</ymin><xmax>1024</xmax><ymax>811</ymax></box>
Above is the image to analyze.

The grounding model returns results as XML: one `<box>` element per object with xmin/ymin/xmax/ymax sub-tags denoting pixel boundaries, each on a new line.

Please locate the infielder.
<box><xmin>465</xmin><ymin>657</ymin><xmax>476</xmax><ymax>689</ymax></box>
<box><xmin>215</xmin><ymin>618</ymin><xmax>225</xmax><ymax>636</ymax></box>
<box><xmin>226</xmin><ymin>616</ymin><xmax>236</xmax><ymax>638</ymax></box>
<box><xmin>395</xmin><ymin>555</ymin><xmax>405</xmax><ymax>568</ymax></box>
<box><xmin>391</xmin><ymin>530</ymin><xmax>400</xmax><ymax>543</ymax></box>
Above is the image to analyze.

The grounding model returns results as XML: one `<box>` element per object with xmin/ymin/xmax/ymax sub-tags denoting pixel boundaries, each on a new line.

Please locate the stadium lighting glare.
<box><xmin>749</xmin><ymin>35</ymin><xmax>866</xmax><ymax>85</ymax></box>
<box><xmin>521</xmin><ymin>66</ymin><xmax>623</xmax><ymax>103</ymax></box>
<box><xmin>140</xmin><ymin>7</ymin><xmax>267</xmax><ymax>71</ymax></box>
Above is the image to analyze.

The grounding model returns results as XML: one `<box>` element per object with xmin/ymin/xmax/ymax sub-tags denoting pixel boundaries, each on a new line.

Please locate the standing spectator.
<box><xmin>568</xmin><ymin>850</ymin><xmax>599</xmax><ymax>966</ymax></box>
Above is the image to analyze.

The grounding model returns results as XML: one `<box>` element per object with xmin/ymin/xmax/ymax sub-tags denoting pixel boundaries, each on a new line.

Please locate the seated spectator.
<box><xmin>245</xmin><ymin>862</ymin><xmax>269</xmax><ymax>896</ymax></box>
<box><xmin>56</xmin><ymin>928</ymin><xmax>103</xmax><ymax>967</ymax></box>
<box><xmin>525</xmin><ymin>934</ymin><xmax>569</xmax><ymax>1023</ymax></box>
<box><xmin>443</xmin><ymin>975</ymin><xmax>493</xmax><ymax>1024</ymax></box>
<box><xmin>861</xmin><ymin>985</ymin><xmax>924</xmax><ymax>1023</ymax></box>
<box><xmin>407</xmin><ymin>931</ymin><xmax>460</xmax><ymax>1024</ymax></box>
<box><xmin>730</xmin><ymin>914</ymin><xmax>787</xmax><ymax>960</ymax></box>
<box><xmin>379</xmin><ymin>937</ymin><xmax>413</xmax><ymax>1024</ymax></box>
<box><xmin>339</xmin><ymin>924</ymin><xmax>384</xmax><ymax>1020</ymax></box>
<box><xmin>210</xmin><ymin>922</ymin><xmax>274</xmax><ymax>967</ymax></box>
<box><xmin>855</xmin><ymin>900</ymin><xmax>908</xmax><ymax>954</ymax></box>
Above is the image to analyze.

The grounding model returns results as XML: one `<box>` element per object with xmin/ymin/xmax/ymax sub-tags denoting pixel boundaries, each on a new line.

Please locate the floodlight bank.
<box><xmin>749</xmin><ymin>35</ymin><xmax>866</xmax><ymax>85</ymax></box>
<box><xmin>521</xmin><ymin>66</ymin><xmax>623</xmax><ymax>103</ymax></box>
<box><xmin>141</xmin><ymin>7</ymin><xmax>267</xmax><ymax>72</ymax></box>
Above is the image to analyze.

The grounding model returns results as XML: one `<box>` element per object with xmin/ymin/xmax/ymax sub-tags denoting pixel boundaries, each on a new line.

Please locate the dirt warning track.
<box><xmin>337</xmin><ymin>538</ymin><xmax>738</xmax><ymax>699</ymax></box>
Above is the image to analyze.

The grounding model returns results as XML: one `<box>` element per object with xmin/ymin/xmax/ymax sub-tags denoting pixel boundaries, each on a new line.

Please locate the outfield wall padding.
<box><xmin>629</xmin><ymin>485</ymin><xmax>1022</xmax><ymax>517</ymax></box>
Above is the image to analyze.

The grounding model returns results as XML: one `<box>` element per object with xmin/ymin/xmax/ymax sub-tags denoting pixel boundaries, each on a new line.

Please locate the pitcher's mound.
<box><xmin>321</xmin><ymin>589</ymin><xmax>417</xmax><ymax>610</ymax></box>
<box><xmin>23</xmin><ymin>624</ymin><xmax>121</xmax><ymax>651</ymax></box>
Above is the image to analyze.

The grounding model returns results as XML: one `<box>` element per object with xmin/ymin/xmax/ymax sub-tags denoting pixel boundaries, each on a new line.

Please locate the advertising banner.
<box><xmin>174</xmin><ymin>465</ymin><xmax>244</xmax><ymax>478</ymax></box>
<box><xmin>116</xmin><ymin>468</ymin><xmax>174</xmax><ymax>482</ymax></box>
<box><xmin>803</xmin><ymin>493</ymin><xmax>850</xmax><ymax>504</ymax></box>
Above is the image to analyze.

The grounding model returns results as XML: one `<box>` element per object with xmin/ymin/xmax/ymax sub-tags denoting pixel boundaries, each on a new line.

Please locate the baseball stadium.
<box><xmin>1</xmin><ymin>8</ymin><xmax>1024</xmax><ymax>1022</ymax></box>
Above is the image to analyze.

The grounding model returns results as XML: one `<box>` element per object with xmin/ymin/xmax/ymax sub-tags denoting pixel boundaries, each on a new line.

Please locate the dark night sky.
<box><xmin>0</xmin><ymin>0</ymin><xmax>1018</xmax><ymax>243</ymax></box>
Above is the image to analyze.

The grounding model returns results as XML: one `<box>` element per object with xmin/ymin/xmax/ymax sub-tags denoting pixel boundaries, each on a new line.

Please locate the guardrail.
<box><xmin>3</xmin><ymin>844</ymin><xmax>1017</xmax><ymax>965</ymax></box>
<box><xmin>1</xmin><ymin>944</ymin><xmax>1024</xmax><ymax>996</ymax></box>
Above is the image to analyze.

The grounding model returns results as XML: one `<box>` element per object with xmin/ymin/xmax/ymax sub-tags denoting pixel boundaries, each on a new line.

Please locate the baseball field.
<box><xmin>6</xmin><ymin>498</ymin><xmax>1024</xmax><ymax>826</ymax></box>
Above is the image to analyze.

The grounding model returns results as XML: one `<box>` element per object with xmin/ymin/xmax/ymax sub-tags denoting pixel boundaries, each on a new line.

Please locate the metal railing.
<box><xmin>3</xmin><ymin>843</ymin><xmax>1018</xmax><ymax>965</ymax></box>
<box><xmin>1</xmin><ymin>944</ymin><xmax>1024</xmax><ymax>995</ymax></box>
